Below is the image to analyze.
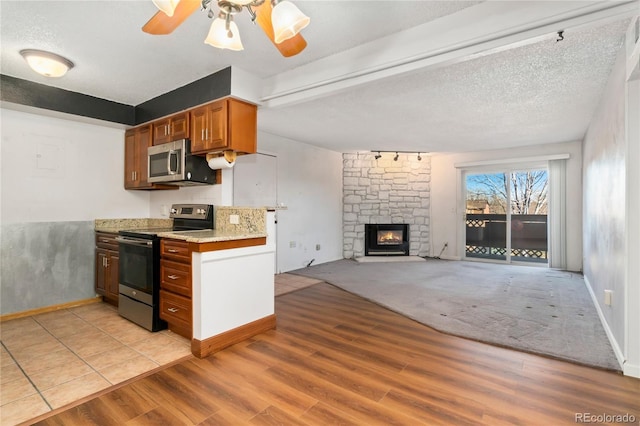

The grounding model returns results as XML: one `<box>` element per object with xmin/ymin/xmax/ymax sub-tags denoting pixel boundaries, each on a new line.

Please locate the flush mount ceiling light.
<box><xmin>145</xmin><ymin>0</ymin><xmax>310</xmax><ymax>57</ymax></box>
<box><xmin>19</xmin><ymin>49</ymin><xmax>74</xmax><ymax>78</ymax></box>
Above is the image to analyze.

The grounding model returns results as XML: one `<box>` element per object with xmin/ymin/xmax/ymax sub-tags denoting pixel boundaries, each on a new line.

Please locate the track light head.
<box><xmin>374</xmin><ymin>151</ymin><xmax>382</xmax><ymax>160</ymax></box>
<box><xmin>417</xmin><ymin>153</ymin><xmax>422</xmax><ymax>161</ymax></box>
<box><xmin>394</xmin><ymin>152</ymin><xmax>399</xmax><ymax>161</ymax></box>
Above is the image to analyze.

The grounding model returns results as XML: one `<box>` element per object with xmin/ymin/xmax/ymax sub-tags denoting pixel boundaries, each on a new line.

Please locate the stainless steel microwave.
<box><xmin>147</xmin><ymin>139</ymin><xmax>216</xmax><ymax>185</ymax></box>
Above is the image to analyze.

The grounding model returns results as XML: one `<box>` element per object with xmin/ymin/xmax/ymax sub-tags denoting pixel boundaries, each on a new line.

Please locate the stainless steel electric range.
<box><xmin>116</xmin><ymin>204</ymin><xmax>214</xmax><ymax>331</ymax></box>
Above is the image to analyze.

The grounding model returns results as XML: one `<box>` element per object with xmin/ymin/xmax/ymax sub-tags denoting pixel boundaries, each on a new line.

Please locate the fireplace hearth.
<box><xmin>365</xmin><ymin>224</ymin><xmax>409</xmax><ymax>256</ymax></box>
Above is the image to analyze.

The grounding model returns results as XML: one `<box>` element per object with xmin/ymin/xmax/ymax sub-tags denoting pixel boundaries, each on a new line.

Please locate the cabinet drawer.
<box><xmin>161</xmin><ymin>239</ymin><xmax>190</xmax><ymax>261</ymax></box>
<box><xmin>160</xmin><ymin>259</ymin><xmax>191</xmax><ymax>297</ymax></box>
<box><xmin>160</xmin><ymin>290</ymin><xmax>192</xmax><ymax>329</ymax></box>
<box><xmin>95</xmin><ymin>232</ymin><xmax>118</xmax><ymax>250</ymax></box>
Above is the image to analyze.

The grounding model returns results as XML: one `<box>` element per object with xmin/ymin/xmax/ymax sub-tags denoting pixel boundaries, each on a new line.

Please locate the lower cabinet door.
<box><xmin>159</xmin><ymin>289</ymin><xmax>192</xmax><ymax>331</ymax></box>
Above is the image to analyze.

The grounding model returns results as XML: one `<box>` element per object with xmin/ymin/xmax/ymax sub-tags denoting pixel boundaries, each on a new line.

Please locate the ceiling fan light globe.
<box><xmin>152</xmin><ymin>0</ymin><xmax>180</xmax><ymax>17</ymax></box>
<box><xmin>272</xmin><ymin>0</ymin><xmax>310</xmax><ymax>44</ymax></box>
<box><xmin>204</xmin><ymin>18</ymin><xmax>244</xmax><ymax>51</ymax></box>
<box><xmin>228</xmin><ymin>0</ymin><xmax>257</xmax><ymax>5</ymax></box>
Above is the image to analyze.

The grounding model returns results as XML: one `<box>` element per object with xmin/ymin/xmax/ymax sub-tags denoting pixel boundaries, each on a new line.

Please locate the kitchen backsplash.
<box><xmin>215</xmin><ymin>207</ymin><xmax>266</xmax><ymax>234</ymax></box>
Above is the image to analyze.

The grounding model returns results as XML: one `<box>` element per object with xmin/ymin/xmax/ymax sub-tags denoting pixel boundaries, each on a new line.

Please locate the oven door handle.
<box><xmin>115</xmin><ymin>236</ymin><xmax>154</xmax><ymax>247</ymax></box>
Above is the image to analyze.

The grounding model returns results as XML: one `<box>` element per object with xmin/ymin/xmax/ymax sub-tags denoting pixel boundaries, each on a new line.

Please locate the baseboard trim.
<box><xmin>0</xmin><ymin>296</ymin><xmax>103</xmax><ymax>322</ymax></box>
<box><xmin>623</xmin><ymin>362</ymin><xmax>640</xmax><ymax>377</ymax></box>
<box><xmin>192</xmin><ymin>314</ymin><xmax>277</xmax><ymax>358</ymax></box>
<box><xmin>583</xmin><ymin>275</ymin><xmax>625</xmax><ymax>371</ymax></box>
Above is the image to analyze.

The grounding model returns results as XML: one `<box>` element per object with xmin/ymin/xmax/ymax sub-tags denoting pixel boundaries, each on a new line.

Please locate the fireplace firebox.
<box><xmin>364</xmin><ymin>224</ymin><xmax>409</xmax><ymax>256</ymax></box>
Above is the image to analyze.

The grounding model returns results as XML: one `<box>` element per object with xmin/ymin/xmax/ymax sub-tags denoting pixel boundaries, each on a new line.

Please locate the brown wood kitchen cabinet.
<box><xmin>152</xmin><ymin>112</ymin><xmax>189</xmax><ymax>145</ymax></box>
<box><xmin>95</xmin><ymin>232</ymin><xmax>120</xmax><ymax>306</ymax></box>
<box><xmin>124</xmin><ymin>124</ymin><xmax>179</xmax><ymax>190</ymax></box>
<box><xmin>124</xmin><ymin>124</ymin><xmax>152</xmax><ymax>189</ymax></box>
<box><xmin>190</xmin><ymin>98</ymin><xmax>257</xmax><ymax>155</ymax></box>
<box><xmin>159</xmin><ymin>238</ymin><xmax>192</xmax><ymax>339</ymax></box>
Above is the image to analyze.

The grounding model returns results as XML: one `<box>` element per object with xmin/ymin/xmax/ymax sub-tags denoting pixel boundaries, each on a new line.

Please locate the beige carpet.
<box><xmin>290</xmin><ymin>258</ymin><xmax>620</xmax><ymax>371</ymax></box>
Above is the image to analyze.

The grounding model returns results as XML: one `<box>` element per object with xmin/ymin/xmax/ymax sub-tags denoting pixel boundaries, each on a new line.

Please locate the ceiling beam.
<box><xmin>261</xmin><ymin>1</ymin><xmax>639</xmax><ymax>108</ymax></box>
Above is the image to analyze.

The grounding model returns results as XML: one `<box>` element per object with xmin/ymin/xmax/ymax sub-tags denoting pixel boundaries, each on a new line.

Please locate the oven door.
<box><xmin>117</xmin><ymin>236</ymin><xmax>154</xmax><ymax>295</ymax></box>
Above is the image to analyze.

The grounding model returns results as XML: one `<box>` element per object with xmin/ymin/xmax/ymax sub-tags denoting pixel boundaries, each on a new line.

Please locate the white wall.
<box><xmin>430</xmin><ymin>141</ymin><xmax>583</xmax><ymax>271</ymax></box>
<box><xmin>582</xmin><ymin>23</ymin><xmax>640</xmax><ymax>377</ymax></box>
<box><xmin>258</xmin><ymin>131</ymin><xmax>343</xmax><ymax>273</ymax></box>
<box><xmin>1</xmin><ymin>108</ymin><xmax>150</xmax><ymax>223</ymax></box>
<box><xmin>148</xmin><ymin>168</ymin><xmax>233</xmax><ymax>218</ymax></box>
<box><xmin>0</xmin><ymin>107</ymin><xmax>151</xmax><ymax>313</ymax></box>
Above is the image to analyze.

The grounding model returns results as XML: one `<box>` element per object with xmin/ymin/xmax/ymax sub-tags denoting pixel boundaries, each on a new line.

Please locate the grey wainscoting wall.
<box><xmin>1</xmin><ymin>221</ymin><xmax>95</xmax><ymax>315</ymax></box>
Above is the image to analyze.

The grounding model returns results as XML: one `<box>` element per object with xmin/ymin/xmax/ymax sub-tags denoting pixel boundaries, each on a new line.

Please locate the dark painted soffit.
<box><xmin>0</xmin><ymin>66</ymin><xmax>233</xmax><ymax>126</ymax></box>
<box><xmin>136</xmin><ymin>67</ymin><xmax>231</xmax><ymax>124</ymax></box>
<box><xmin>0</xmin><ymin>74</ymin><xmax>136</xmax><ymax>125</ymax></box>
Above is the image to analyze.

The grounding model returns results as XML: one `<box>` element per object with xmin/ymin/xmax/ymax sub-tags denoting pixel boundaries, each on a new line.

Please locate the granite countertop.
<box><xmin>156</xmin><ymin>229</ymin><xmax>267</xmax><ymax>243</ymax></box>
<box><xmin>95</xmin><ymin>218</ymin><xmax>173</xmax><ymax>233</ymax></box>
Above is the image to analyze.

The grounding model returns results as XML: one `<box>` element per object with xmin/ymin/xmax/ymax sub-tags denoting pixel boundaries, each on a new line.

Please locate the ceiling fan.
<box><xmin>142</xmin><ymin>0</ymin><xmax>309</xmax><ymax>57</ymax></box>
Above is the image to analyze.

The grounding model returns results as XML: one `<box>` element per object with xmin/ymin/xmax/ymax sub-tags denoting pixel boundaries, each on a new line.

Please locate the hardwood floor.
<box><xmin>30</xmin><ymin>283</ymin><xmax>639</xmax><ymax>425</ymax></box>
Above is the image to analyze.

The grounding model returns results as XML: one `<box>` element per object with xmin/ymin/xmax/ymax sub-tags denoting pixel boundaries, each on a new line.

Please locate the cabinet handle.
<box><xmin>167</xmin><ymin>249</ymin><xmax>179</xmax><ymax>253</ymax></box>
<box><xmin>167</xmin><ymin>275</ymin><xmax>179</xmax><ymax>280</ymax></box>
<box><xmin>205</xmin><ymin>129</ymin><xmax>209</xmax><ymax>140</ymax></box>
<box><xmin>168</xmin><ymin>307</ymin><xmax>179</xmax><ymax>313</ymax></box>
<box><xmin>100</xmin><ymin>238</ymin><xmax>110</xmax><ymax>243</ymax></box>
<box><xmin>201</xmin><ymin>129</ymin><xmax>205</xmax><ymax>140</ymax></box>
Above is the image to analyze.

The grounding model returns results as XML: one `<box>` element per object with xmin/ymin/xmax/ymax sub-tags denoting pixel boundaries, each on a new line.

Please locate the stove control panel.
<box><xmin>170</xmin><ymin>204</ymin><xmax>213</xmax><ymax>220</ymax></box>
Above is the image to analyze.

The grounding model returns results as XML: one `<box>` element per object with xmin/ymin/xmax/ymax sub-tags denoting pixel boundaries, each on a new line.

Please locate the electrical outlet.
<box><xmin>316</xmin><ymin>244</ymin><xmax>321</xmax><ymax>251</ymax></box>
<box><xmin>604</xmin><ymin>289</ymin><xmax>613</xmax><ymax>306</ymax></box>
<box><xmin>229</xmin><ymin>214</ymin><xmax>239</xmax><ymax>224</ymax></box>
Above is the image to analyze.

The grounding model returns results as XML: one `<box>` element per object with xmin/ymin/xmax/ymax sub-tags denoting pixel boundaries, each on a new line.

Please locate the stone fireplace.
<box><xmin>365</xmin><ymin>224</ymin><xmax>409</xmax><ymax>256</ymax></box>
<box><xmin>343</xmin><ymin>153</ymin><xmax>430</xmax><ymax>258</ymax></box>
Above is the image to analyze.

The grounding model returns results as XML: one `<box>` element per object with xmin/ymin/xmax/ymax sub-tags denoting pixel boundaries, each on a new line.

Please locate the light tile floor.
<box><xmin>0</xmin><ymin>273</ymin><xmax>322</xmax><ymax>425</ymax></box>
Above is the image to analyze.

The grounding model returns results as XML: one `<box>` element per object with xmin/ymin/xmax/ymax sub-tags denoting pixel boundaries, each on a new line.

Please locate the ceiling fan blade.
<box><xmin>142</xmin><ymin>0</ymin><xmax>201</xmax><ymax>35</ymax></box>
<box><xmin>254</xmin><ymin>1</ymin><xmax>307</xmax><ymax>57</ymax></box>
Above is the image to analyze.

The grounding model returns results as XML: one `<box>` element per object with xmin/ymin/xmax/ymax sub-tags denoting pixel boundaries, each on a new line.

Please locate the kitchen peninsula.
<box><xmin>95</xmin><ymin>206</ymin><xmax>275</xmax><ymax>359</ymax></box>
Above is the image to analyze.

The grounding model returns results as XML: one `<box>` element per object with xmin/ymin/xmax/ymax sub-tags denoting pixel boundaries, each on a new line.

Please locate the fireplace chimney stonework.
<box><xmin>343</xmin><ymin>153</ymin><xmax>430</xmax><ymax>258</ymax></box>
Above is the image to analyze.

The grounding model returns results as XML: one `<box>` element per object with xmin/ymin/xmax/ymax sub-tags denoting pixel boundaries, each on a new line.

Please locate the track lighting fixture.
<box><xmin>370</xmin><ymin>150</ymin><xmax>429</xmax><ymax>161</ymax></box>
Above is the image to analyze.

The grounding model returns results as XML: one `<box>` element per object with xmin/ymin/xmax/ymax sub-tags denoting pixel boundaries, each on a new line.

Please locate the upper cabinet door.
<box><xmin>153</xmin><ymin>112</ymin><xmax>190</xmax><ymax>145</ymax></box>
<box><xmin>190</xmin><ymin>98</ymin><xmax>256</xmax><ymax>155</ymax></box>
<box><xmin>190</xmin><ymin>99</ymin><xmax>227</xmax><ymax>153</ymax></box>
<box><xmin>207</xmin><ymin>100</ymin><xmax>228</xmax><ymax>150</ymax></box>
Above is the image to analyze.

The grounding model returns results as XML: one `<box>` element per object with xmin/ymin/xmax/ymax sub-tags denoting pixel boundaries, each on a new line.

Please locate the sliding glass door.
<box><xmin>465</xmin><ymin>168</ymin><xmax>548</xmax><ymax>264</ymax></box>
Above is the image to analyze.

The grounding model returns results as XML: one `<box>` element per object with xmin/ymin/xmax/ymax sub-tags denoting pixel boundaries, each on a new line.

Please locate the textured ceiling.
<box><xmin>0</xmin><ymin>1</ymin><xmax>635</xmax><ymax>154</ymax></box>
<box><xmin>0</xmin><ymin>1</ymin><xmax>480</xmax><ymax>105</ymax></box>
<box><xmin>259</xmin><ymin>18</ymin><xmax>629</xmax><ymax>153</ymax></box>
